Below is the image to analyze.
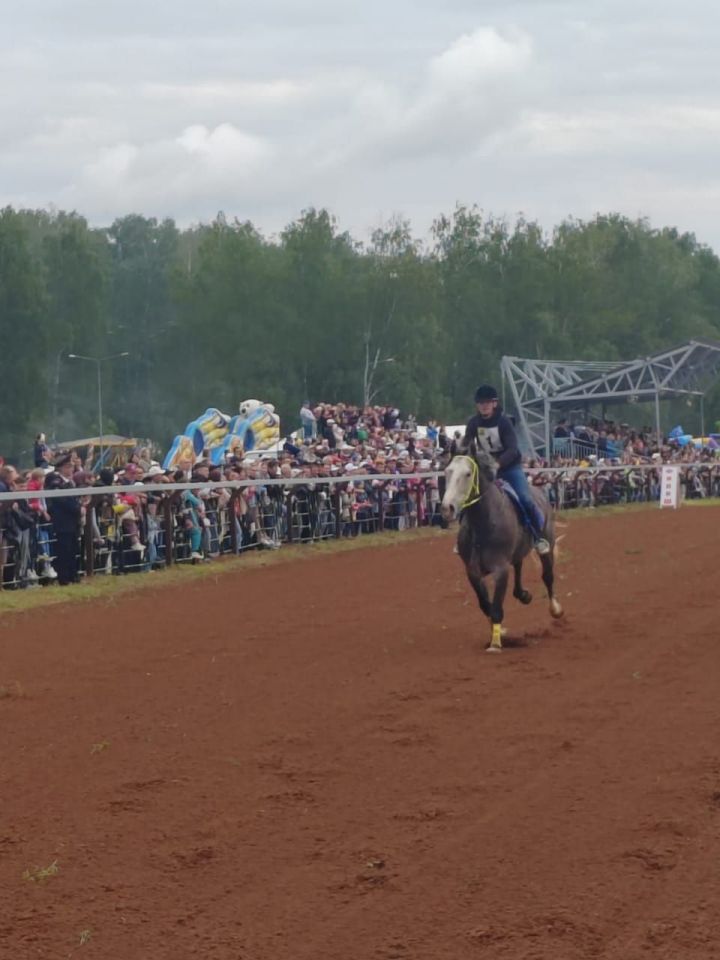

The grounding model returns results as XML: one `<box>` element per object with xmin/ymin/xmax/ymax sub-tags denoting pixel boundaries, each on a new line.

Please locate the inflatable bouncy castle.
<box><xmin>163</xmin><ymin>400</ymin><xmax>280</xmax><ymax>471</ymax></box>
<box><xmin>668</xmin><ymin>425</ymin><xmax>719</xmax><ymax>450</ymax></box>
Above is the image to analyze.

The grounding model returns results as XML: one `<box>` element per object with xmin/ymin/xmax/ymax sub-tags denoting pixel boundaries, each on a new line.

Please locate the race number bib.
<box><xmin>475</xmin><ymin>425</ymin><xmax>502</xmax><ymax>456</ymax></box>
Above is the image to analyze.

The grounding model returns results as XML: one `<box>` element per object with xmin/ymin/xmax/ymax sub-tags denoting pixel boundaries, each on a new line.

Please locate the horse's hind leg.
<box><xmin>513</xmin><ymin>561</ymin><xmax>532</xmax><ymax>605</ymax></box>
<box><xmin>540</xmin><ymin>553</ymin><xmax>564</xmax><ymax>619</ymax></box>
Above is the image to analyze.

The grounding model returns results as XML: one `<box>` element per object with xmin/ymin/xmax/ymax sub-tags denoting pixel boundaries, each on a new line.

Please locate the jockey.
<box><xmin>464</xmin><ymin>385</ymin><xmax>551</xmax><ymax>555</ymax></box>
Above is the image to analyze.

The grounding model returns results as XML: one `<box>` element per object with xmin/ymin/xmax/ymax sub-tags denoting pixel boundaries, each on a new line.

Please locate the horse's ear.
<box><xmin>467</xmin><ymin>438</ymin><xmax>478</xmax><ymax>459</ymax></box>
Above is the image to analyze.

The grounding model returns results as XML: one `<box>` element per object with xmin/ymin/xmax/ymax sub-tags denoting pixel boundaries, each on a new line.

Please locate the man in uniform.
<box><xmin>44</xmin><ymin>454</ymin><xmax>82</xmax><ymax>584</ymax></box>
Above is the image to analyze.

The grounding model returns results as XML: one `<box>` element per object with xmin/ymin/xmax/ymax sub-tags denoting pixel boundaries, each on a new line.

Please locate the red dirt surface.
<box><xmin>1</xmin><ymin>508</ymin><xmax>720</xmax><ymax>960</ymax></box>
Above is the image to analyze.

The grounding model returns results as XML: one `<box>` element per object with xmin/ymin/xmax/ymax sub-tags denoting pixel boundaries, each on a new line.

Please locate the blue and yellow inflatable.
<box><xmin>163</xmin><ymin>400</ymin><xmax>280</xmax><ymax>470</ymax></box>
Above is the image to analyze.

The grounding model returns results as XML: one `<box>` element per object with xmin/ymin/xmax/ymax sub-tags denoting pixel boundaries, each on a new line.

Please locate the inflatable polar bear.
<box><xmin>239</xmin><ymin>398</ymin><xmax>275</xmax><ymax>418</ymax></box>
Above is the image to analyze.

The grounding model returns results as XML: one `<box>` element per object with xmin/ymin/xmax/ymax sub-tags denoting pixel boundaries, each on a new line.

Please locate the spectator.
<box><xmin>172</xmin><ymin>469</ymin><xmax>204</xmax><ymax>561</ymax></box>
<box><xmin>299</xmin><ymin>401</ymin><xmax>317</xmax><ymax>440</ymax></box>
<box><xmin>1</xmin><ymin>465</ymin><xmax>36</xmax><ymax>588</ymax></box>
<box><xmin>44</xmin><ymin>454</ymin><xmax>81</xmax><ymax>585</ymax></box>
<box><xmin>26</xmin><ymin>467</ymin><xmax>57</xmax><ymax>580</ymax></box>
<box><xmin>90</xmin><ymin>468</ymin><xmax>118</xmax><ymax>575</ymax></box>
<box><xmin>142</xmin><ymin>465</ymin><xmax>167</xmax><ymax>567</ymax></box>
<box><xmin>553</xmin><ymin>419</ymin><xmax>571</xmax><ymax>440</ymax></box>
<box><xmin>33</xmin><ymin>432</ymin><xmax>52</xmax><ymax>468</ymax></box>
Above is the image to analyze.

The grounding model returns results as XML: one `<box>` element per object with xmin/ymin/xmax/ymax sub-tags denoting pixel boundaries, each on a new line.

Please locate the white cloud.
<box><xmin>176</xmin><ymin>123</ymin><xmax>272</xmax><ymax>170</ymax></box>
<box><xmin>143</xmin><ymin>79</ymin><xmax>309</xmax><ymax>107</ymax></box>
<box><xmin>59</xmin><ymin>124</ymin><xmax>273</xmax><ymax>220</ymax></box>
<box><xmin>428</xmin><ymin>27</ymin><xmax>532</xmax><ymax>89</ymax></box>
<box><xmin>3</xmin><ymin>2</ymin><xmax>720</xmax><ymax>246</ymax></box>
<box><xmin>401</xmin><ymin>28</ymin><xmax>534</xmax><ymax>151</ymax></box>
<box><xmin>85</xmin><ymin>142</ymin><xmax>138</xmax><ymax>185</ymax></box>
<box><xmin>523</xmin><ymin>105</ymin><xmax>720</xmax><ymax>157</ymax></box>
<box><xmin>314</xmin><ymin>28</ymin><xmax>536</xmax><ymax>168</ymax></box>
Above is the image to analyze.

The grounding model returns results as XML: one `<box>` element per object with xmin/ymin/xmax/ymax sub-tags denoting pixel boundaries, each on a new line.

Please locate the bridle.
<box><xmin>451</xmin><ymin>454</ymin><xmax>485</xmax><ymax>510</ymax></box>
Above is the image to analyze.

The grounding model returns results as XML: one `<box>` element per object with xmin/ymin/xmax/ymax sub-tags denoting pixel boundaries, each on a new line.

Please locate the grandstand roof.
<box><xmin>501</xmin><ymin>339</ymin><xmax>720</xmax><ymax>457</ymax></box>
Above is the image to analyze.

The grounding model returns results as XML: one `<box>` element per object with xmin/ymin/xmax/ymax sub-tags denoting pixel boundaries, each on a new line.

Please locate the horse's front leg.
<box><xmin>488</xmin><ymin>565</ymin><xmax>510</xmax><ymax>652</ymax></box>
<box><xmin>466</xmin><ymin>561</ymin><xmax>493</xmax><ymax>622</ymax></box>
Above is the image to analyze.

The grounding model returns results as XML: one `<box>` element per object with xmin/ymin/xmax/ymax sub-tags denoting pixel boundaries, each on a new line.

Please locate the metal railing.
<box><xmin>552</xmin><ymin>437</ymin><xmax>623</xmax><ymax>461</ymax></box>
<box><xmin>1</xmin><ymin>465</ymin><xmax>718</xmax><ymax>591</ymax></box>
<box><xmin>531</xmin><ymin>463</ymin><xmax>720</xmax><ymax>509</ymax></box>
<box><xmin>0</xmin><ymin>474</ymin><xmax>442</xmax><ymax>591</ymax></box>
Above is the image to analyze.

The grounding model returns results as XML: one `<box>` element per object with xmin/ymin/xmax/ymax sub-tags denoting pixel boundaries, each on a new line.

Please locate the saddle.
<box><xmin>494</xmin><ymin>479</ymin><xmax>533</xmax><ymax>529</ymax></box>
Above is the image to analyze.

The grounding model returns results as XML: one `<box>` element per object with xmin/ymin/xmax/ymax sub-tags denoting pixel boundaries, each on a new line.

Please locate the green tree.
<box><xmin>105</xmin><ymin>215</ymin><xmax>181</xmax><ymax>442</ymax></box>
<box><xmin>0</xmin><ymin>208</ymin><xmax>48</xmax><ymax>458</ymax></box>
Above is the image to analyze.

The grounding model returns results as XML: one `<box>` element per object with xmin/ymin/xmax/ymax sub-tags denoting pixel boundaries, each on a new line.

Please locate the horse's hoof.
<box><xmin>486</xmin><ymin>645</ymin><xmax>502</xmax><ymax>654</ymax></box>
<box><xmin>517</xmin><ymin>590</ymin><xmax>532</xmax><ymax>605</ymax></box>
<box><xmin>550</xmin><ymin>599</ymin><xmax>564</xmax><ymax>619</ymax></box>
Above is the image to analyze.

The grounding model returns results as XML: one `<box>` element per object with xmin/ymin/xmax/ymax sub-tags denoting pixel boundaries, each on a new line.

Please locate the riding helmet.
<box><xmin>474</xmin><ymin>384</ymin><xmax>498</xmax><ymax>403</ymax></box>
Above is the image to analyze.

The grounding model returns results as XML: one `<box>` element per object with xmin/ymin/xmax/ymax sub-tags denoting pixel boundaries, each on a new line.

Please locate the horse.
<box><xmin>440</xmin><ymin>443</ymin><xmax>563</xmax><ymax>652</ymax></box>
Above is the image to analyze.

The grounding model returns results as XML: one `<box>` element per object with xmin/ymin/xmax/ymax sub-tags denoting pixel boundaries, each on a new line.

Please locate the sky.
<box><xmin>3</xmin><ymin>0</ymin><xmax>720</xmax><ymax>246</ymax></box>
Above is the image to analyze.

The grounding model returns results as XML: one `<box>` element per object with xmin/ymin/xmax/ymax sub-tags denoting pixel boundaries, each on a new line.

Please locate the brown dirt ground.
<box><xmin>1</xmin><ymin>507</ymin><xmax>720</xmax><ymax>960</ymax></box>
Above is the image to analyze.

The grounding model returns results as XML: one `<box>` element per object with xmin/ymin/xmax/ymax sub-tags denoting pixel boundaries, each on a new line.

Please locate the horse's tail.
<box><xmin>550</xmin><ymin>515</ymin><xmax>567</xmax><ymax>562</ymax></box>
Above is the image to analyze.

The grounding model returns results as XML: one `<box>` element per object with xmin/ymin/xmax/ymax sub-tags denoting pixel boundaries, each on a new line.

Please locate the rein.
<box><xmin>454</xmin><ymin>455</ymin><xmax>485</xmax><ymax>510</ymax></box>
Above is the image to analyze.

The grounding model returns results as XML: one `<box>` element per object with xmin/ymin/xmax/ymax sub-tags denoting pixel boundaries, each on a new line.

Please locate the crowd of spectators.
<box><xmin>551</xmin><ymin>415</ymin><xmax>718</xmax><ymax>467</ymax></box>
<box><xmin>294</xmin><ymin>401</ymin><xmax>447</xmax><ymax>470</ymax></box>
<box><xmin>531</xmin><ymin>460</ymin><xmax>720</xmax><ymax>508</ymax></box>
<box><xmin>0</xmin><ymin>404</ymin><xmax>449</xmax><ymax>591</ymax></box>
<box><xmin>1</xmin><ymin>402</ymin><xmax>718</xmax><ymax>591</ymax></box>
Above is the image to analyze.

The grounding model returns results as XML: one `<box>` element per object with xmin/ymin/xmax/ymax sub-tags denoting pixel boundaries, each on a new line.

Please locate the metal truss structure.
<box><xmin>501</xmin><ymin>339</ymin><xmax>720</xmax><ymax>457</ymax></box>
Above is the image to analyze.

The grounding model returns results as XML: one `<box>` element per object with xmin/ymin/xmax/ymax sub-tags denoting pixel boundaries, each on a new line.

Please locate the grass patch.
<box><xmin>0</xmin><ymin>527</ymin><xmax>447</xmax><ymax>618</ymax></box>
<box><xmin>3</xmin><ymin>501</ymin><xmax>718</xmax><ymax>618</ymax></box>
<box><xmin>0</xmin><ymin>681</ymin><xmax>26</xmax><ymax>700</ymax></box>
<box><xmin>566</xmin><ymin>497</ymin><xmax>720</xmax><ymax>518</ymax></box>
<box><xmin>22</xmin><ymin>860</ymin><xmax>59</xmax><ymax>883</ymax></box>
<box><xmin>569</xmin><ymin>501</ymin><xmax>660</xmax><ymax>518</ymax></box>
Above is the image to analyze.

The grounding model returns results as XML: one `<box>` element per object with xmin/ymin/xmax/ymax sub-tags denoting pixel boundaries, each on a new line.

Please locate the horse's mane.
<box><xmin>449</xmin><ymin>440</ymin><xmax>496</xmax><ymax>480</ymax></box>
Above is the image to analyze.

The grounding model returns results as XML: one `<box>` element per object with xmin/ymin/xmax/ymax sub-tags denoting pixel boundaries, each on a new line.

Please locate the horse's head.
<box><xmin>441</xmin><ymin>441</ymin><xmax>495</xmax><ymax>521</ymax></box>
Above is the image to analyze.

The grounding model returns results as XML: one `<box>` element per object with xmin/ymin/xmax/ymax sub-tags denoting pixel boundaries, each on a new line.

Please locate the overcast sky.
<box><xmin>3</xmin><ymin>0</ymin><xmax>720</xmax><ymax>246</ymax></box>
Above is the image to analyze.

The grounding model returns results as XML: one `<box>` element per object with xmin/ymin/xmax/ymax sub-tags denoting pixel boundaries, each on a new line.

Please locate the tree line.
<box><xmin>1</xmin><ymin>204</ymin><xmax>719</xmax><ymax>461</ymax></box>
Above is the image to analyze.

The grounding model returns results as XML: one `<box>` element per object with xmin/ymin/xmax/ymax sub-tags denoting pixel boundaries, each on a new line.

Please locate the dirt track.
<box><xmin>1</xmin><ymin>508</ymin><xmax>720</xmax><ymax>960</ymax></box>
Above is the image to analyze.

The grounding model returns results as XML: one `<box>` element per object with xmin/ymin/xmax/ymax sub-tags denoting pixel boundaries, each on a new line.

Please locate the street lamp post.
<box><xmin>68</xmin><ymin>352</ymin><xmax>129</xmax><ymax>461</ymax></box>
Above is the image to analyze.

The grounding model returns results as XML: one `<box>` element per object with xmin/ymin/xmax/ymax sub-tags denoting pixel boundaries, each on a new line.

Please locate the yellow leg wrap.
<box><xmin>490</xmin><ymin>623</ymin><xmax>503</xmax><ymax>649</ymax></box>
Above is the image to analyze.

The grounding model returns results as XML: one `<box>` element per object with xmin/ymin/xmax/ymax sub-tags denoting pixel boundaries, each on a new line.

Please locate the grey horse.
<box><xmin>440</xmin><ymin>443</ymin><xmax>563</xmax><ymax>652</ymax></box>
